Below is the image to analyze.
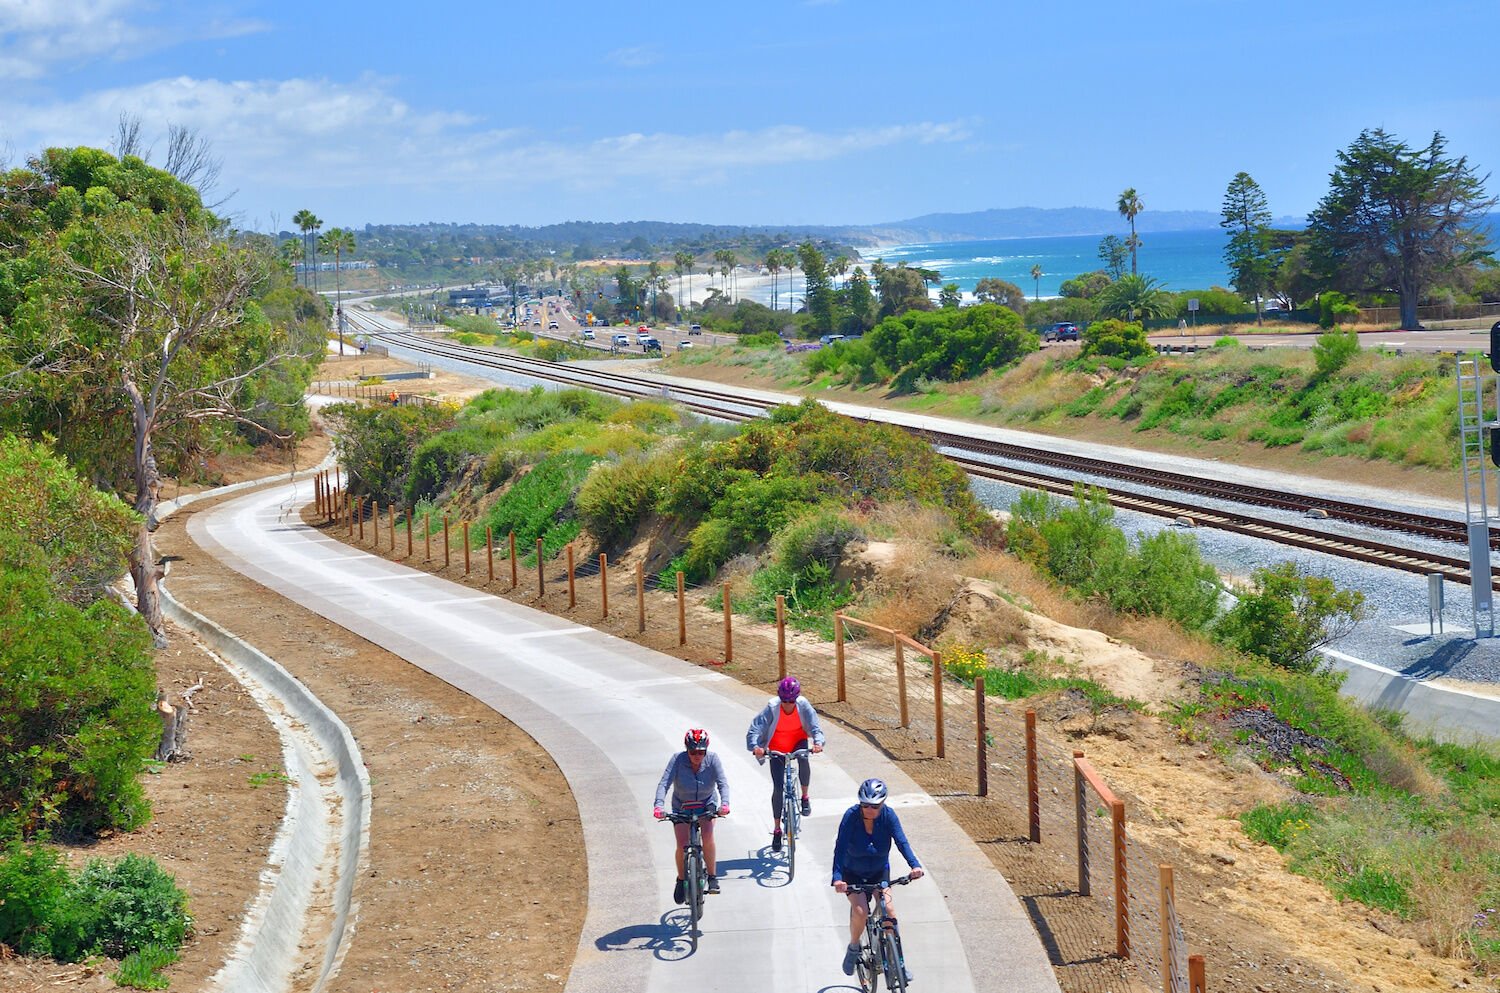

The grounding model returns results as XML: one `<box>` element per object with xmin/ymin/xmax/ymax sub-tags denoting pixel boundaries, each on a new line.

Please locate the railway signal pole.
<box><xmin>1457</xmin><ymin>347</ymin><xmax>1498</xmax><ymax>638</ymax></box>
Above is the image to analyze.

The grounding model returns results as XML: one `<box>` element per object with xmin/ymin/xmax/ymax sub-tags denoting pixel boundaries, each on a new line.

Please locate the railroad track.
<box><xmin>345</xmin><ymin>315</ymin><xmax>1494</xmax><ymax>588</ymax></box>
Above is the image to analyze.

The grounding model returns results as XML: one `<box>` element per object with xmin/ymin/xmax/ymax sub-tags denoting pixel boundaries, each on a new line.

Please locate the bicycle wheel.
<box><xmin>881</xmin><ymin>928</ymin><xmax>906</xmax><ymax>992</ymax></box>
<box><xmin>855</xmin><ymin>935</ymin><xmax>879</xmax><ymax>993</ymax></box>
<box><xmin>684</xmin><ymin>848</ymin><xmax>703</xmax><ymax>947</ymax></box>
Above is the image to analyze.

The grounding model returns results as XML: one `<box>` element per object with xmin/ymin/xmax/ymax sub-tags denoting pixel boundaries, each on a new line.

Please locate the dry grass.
<box><xmin>1410</xmin><ymin>825</ymin><xmax>1499</xmax><ymax>960</ymax></box>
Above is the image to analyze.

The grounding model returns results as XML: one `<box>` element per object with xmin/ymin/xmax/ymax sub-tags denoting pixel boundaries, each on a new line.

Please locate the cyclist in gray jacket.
<box><xmin>745</xmin><ymin>676</ymin><xmax>825</xmax><ymax>852</ymax></box>
<box><xmin>653</xmin><ymin>728</ymin><xmax>730</xmax><ymax>901</ymax></box>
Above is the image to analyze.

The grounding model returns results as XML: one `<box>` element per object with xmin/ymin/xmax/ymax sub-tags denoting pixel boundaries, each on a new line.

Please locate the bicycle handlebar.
<box><xmin>659</xmin><ymin>809</ymin><xmax>724</xmax><ymax>825</ymax></box>
<box><xmin>842</xmin><ymin>874</ymin><xmax>916</xmax><ymax>892</ymax></box>
<box><xmin>766</xmin><ymin>748</ymin><xmax>812</xmax><ymax>759</ymax></box>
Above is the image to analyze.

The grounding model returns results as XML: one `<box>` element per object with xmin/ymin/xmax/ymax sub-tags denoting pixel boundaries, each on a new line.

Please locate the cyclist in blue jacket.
<box><xmin>831</xmin><ymin>778</ymin><xmax>923</xmax><ymax>977</ymax></box>
<box><xmin>653</xmin><ymin>728</ymin><xmax>730</xmax><ymax>904</ymax></box>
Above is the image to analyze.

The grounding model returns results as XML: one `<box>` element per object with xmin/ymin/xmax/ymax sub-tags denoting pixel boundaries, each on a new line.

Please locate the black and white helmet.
<box><xmin>857</xmin><ymin>778</ymin><xmax>888</xmax><ymax>805</ymax></box>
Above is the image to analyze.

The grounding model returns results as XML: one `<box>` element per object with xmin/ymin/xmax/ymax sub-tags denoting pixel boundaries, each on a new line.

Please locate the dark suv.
<box><xmin>1044</xmin><ymin>322</ymin><xmax>1080</xmax><ymax>342</ymax></box>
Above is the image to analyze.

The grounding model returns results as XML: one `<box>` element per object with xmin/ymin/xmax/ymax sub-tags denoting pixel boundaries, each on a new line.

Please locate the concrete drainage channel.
<box><xmin>155</xmin><ymin>455</ymin><xmax>371</xmax><ymax>993</ymax></box>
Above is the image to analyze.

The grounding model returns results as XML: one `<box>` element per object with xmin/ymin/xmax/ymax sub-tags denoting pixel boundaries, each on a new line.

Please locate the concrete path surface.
<box><xmin>189</xmin><ymin>478</ymin><xmax>1061</xmax><ymax>993</ymax></box>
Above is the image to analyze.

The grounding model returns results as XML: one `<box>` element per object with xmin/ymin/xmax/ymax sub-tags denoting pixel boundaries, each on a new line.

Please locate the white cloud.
<box><xmin>0</xmin><ymin>74</ymin><xmax>971</xmax><ymax>210</ymax></box>
<box><xmin>605</xmin><ymin>45</ymin><xmax>660</xmax><ymax>69</ymax></box>
<box><xmin>0</xmin><ymin>0</ymin><xmax>266</xmax><ymax>79</ymax></box>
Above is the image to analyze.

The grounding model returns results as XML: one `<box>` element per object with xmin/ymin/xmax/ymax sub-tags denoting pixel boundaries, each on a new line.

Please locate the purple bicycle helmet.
<box><xmin>777</xmin><ymin>676</ymin><xmax>801</xmax><ymax>703</ymax></box>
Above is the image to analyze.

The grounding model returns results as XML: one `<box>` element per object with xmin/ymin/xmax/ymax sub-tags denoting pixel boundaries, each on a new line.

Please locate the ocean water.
<box><xmin>736</xmin><ymin>228</ymin><xmax>1234</xmax><ymax>307</ymax></box>
<box><xmin>870</xmin><ymin>229</ymin><xmax>1234</xmax><ymax>300</ymax></box>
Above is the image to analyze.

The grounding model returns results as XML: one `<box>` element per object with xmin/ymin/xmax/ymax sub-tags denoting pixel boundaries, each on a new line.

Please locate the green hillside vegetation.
<box><xmin>670</xmin><ymin>327</ymin><xmax>1465</xmax><ymax>473</ymax></box>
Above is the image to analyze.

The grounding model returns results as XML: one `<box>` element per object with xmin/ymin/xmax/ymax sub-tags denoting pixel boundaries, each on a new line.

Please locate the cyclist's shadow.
<box><xmin>593</xmin><ymin>908</ymin><xmax>698</xmax><ymax>961</ymax></box>
<box><xmin>717</xmin><ymin>846</ymin><xmax>789</xmax><ymax>888</ymax></box>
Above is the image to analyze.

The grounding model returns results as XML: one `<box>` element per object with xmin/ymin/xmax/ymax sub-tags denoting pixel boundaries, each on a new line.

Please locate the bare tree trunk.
<box><xmin>127</xmin><ymin>377</ymin><xmax>167</xmax><ymax>647</ymax></box>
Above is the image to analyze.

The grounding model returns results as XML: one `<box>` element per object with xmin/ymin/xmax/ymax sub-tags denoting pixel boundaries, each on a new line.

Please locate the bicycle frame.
<box><xmin>847</xmin><ymin>875</ymin><xmax>913</xmax><ymax>993</ymax></box>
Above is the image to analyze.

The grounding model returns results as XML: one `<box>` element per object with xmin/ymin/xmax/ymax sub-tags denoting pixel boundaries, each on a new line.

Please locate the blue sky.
<box><xmin>2</xmin><ymin>0</ymin><xmax>1496</xmax><ymax>232</ymax></box>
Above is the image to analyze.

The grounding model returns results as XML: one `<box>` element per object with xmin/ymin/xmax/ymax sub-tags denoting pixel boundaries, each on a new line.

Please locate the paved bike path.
<box><xmin>190</xmin><ymin>479</ymin><xmax>1061</xmax><ymax>993</ymax></box>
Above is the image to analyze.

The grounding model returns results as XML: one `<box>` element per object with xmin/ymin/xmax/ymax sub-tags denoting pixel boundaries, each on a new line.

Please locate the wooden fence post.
<box><xmin>567</xmin><ymin>544</ymin><xmax>576</xmax><ymax>608</ymax></box>
<box><xmin>677</xmin><ymin>571</ymin><xmax>686</xmax><ymax>646</ymax></box>
<box><xmin>636</xmin><ymin>561</ymin><xmax>645</xmax><ymax>633</ymax></box>
<box><xmin>1026</xmin><ymin>710</ymin><xmax>1040</xmax><ymax>843</ymax></box>
<box><xmin>1113</xmin><ymin>799</ymin><xmax>1129</xmax><ymax>960</ymax></box>
<box><xmin>1160</xmin><ymin>865</ymin><xmax>1174</xmax><ymax>993</ymax></box>
<box><xmin>600</xmin><ymin>554</ymin><xmax>609</xmax><ymax>618</ymax></box>
<box><xmin>486</xmin><ymin>526</ymin><xmax>494</xmax><ymax>582</ymax></box>
<box><xmin>372</xmin><ymin>500</ymin><xmax>379</xmax><ymax>546</ymax></box>
<box><xmin>509</xmin><ymin>531</ymin><xmax>518</xmax><ymax>589</ymax></box>
<box><xmin>894</xmin><ymin>637</ymin><xmax>909</xmax><ymax>727</ymax></box>
<box><xmin>388</xmin><ymin>503</ymin><xmax>396</xmax><ymax>551</ymax></box>
<box><xmin>536</xmin><ymin>538</ymin><xmax>545</xmax><ymax>595</ymax></box>
<box><xmin>834</xmin><ymin>612</ymin><xmax>847</xmax><ymax>703</ymax></box>
<box><xmin>463</xmin><ymin>521</ymin><xmax>471</xmax><ymax>575</ymax></box>
<box><xmin>1074</xmin><ymin>751</ymin><xmax>1089</xmax><ymax>897</ymax></box>
<box><xmin>976</xmin><ymin>675</ymin><xmax>987</xmax><ymax>797</ymax></box>
<box><xmin>722</xmin><ymin>582</ymin><xmax>733</xmax><ymax>663</ymax></box>
<box><xmin>315</xmin><ymin>474</ymin><xmax>323</xmax><ymax>516</ymax></box>
<box><xmin>1188</xmin><ymin>955</ymin><xmax>1206</xmax><ymax>993</ymax></box>
<box><xmin>354</xmin><ymin>497</ymin><xmax>361</xmax><ymax>539</ymax></box>
<box><xmin>424</xmin><ymin>513</ymin><xmax>431</xmax><ymax>561</ymax></box>
<box><xmin>443</xmin><ymin>515</ymin><xmax>451</xmax><ymax>569</ymax></box>
<box><xmin>933</xmin><ymin>649</ymin><xmax>945</xmax><ymax>758</ymax></box>
<box><xmin>775</xmin><ymin>595</ymin><xmax>786</xmax><ymax>679</ymax></box>
<box><xmin>406</xmin><ymin>508</ymin><xmax>413</xmax><ymax>558</ymax></box>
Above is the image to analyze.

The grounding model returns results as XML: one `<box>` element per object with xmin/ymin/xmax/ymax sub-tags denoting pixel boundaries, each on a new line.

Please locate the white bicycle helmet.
<box><xmin>857</xmin><ymin>778</ymin><xmax>888</xmax><ymax>805</ymax></box>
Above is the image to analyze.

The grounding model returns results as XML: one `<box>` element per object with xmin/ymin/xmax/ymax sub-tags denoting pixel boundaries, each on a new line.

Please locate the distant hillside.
<box><xmin>857</xmin><ymin>206</ymin><xmax>1308</xmax><ymax>244</ymax></box>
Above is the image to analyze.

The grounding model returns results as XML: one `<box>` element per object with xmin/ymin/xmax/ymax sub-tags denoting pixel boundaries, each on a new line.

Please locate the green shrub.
<box><xmin>576</xmin><ymin>452</ymin><xmax>673</xmax><ymax>548</ymax></box>
<box><xmin>1215</xmin><ymin>562</ymin><xmax>1368</xmax><ymax>672</ymax></box>
<box><xmin>1318</xmin><ymin>291</ymin><xmax>1361</xmax><ymax>329</ymax></box>
<box><xmin>478</xmin><ymin>452</ymin><xmax>599</xmax><ymax>563</ymax></box>
<box><xmin>1313</xmin><ymin>327</ymin><xmax>1361</xmax><ymax>376</ymax></box>
<box><xmin>48</xmin><ymin>854</ymin><xmax>191</xmax><ymax>961</ymax></box>
<box><xmin>772</xmin><ymin>507</ymin><xmax>865</xmax><ymax>573</ymax></box>
<box><xmin>326</xmin><ymin>402</ymin><xmax>457</xmax><ymax>506</ymax></box>
<box><xmin>113</xmin><ymin>943</ymin><xmax>179</xmax><ymax>990</ymax></box>
<box><xmin>1081</xmin><ymin>318</ymin><xmax>1152</xmax><ymax>360</ymax></box>
<box><xmin>1240</xmin><ymin>802</ymin><xmax>1318</xmax><ymax>850</ymax></box>
<box><xmin>406</xmin><ymin>428</ymin><xmax>486</xmax><ymax>504</ymax></box>
<box><xmin>0</xmin><ymin>840</ymin><xmax>71</xmax><ymax>954</ymax></box>
<box><xmin>681</xmin><ymin>518</ymin><xmax>735</xmax><ymax>582</ymax></box>
<box><xmin>1213</xmin><ymin>335</ymin><xmax>1242</xmax><ymax>349</ymax></box>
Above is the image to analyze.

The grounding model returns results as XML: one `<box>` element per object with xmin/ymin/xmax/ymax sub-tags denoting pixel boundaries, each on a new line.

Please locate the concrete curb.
<box><xmin>1322</xmin><ymin>648</ymin><xmax>1500</xmax><ymax>742</ymax></box>
<box><xmin>155</xmin><ymin>448</ymin><xmax>370</xmax><ymax>992</ymax></box>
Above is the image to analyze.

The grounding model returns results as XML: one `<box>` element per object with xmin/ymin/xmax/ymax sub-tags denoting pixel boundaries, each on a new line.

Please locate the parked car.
<box><xmin>689</xmin><ymin>323</ymin><xmax>703</xmax><ymax>335</ymax></box>
<box><xmin>818</xmin><ymin>333</ymin><xmax>847</xmax><ymax>346</ymax></box>
<box><xmin>1043</xmin><ymin>322</ymin><xmax>1080</xmax><ymax>342</ymax></box>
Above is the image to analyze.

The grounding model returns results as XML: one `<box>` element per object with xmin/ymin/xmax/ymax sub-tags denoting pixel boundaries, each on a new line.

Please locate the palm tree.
<box><xmin>1030</xmin><ymin>263</ymin><xmax>1043</xmax><ymax>302</ymax></box>
<box><xmin>672</xmin><ymin>251</ymin><xmax>691</xmax><ymax>318</ymax></box>
<box><xmin>1117</xmin><ymin>188</ymin><xmax>1143</xmax><ymax>275</ymax></box>
<box><xmin>766</xmin><ymin>250</ymin><xmax>783</xmax><ymax>311</ymax></box>
<box><xmin>723</xmin><ymin>250</ymin><xmax>737</xmax><ymax>303</ymax></box>
<box><xmin>648</xmin><ymin>260</ymin><xmax>662</xmax><ymax>311</ymax></box>
<box><xmin>832</xmin><ymin>254</ymin><xmax>850</xmax><ymax>291</ymax></box>
<box><xmin>1098</xmin><ymin>273</ymin><xmax>1169</xmax><ymax>322</ymax></box>
<box><xmin>319</xmin><ymin>227</ymin><xmax>357</xmax><ymax>355</ymax></box>
<box><xmin>292</xmin><ymin>209</ymin><xmax>317</xmax><ymax>287</ymax></box>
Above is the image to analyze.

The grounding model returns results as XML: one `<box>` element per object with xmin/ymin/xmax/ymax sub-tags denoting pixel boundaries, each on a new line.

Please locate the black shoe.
<box><xmin>771</xmin><ymin>830</ymin><xmax>783</xmax><ymax>853</ymax></box>
<box><xmin>707</xmin><ymin>875</ymin><xmax>720</xmax><ymax>894</ymax></box>
<box><xmin>673</xmin><ymin>878</ymin><xmax>686</xmax><ymax>905</ymax></box>
<box><xmin>842</xmin><ymin>944</ymin><xmax>860</xmax><ymax>976</ymax></box>
<box><xmin>801</xmin><ymin>796</ymin><xmax>811</xmax><ymax>815</ymax></box>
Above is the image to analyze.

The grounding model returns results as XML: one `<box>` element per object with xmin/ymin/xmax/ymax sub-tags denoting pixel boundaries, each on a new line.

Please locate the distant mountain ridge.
<box><xmin>857</xmin><ymin>206</ymin><xmax>1308</xmax><ymax>245</ymax></box>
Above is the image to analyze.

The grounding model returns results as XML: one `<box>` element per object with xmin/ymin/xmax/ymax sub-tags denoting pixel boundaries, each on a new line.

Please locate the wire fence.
<box><xmin>311</xmin><ymin>468</ymin><xmax>1214</xmax><ymax>991</ymax></box>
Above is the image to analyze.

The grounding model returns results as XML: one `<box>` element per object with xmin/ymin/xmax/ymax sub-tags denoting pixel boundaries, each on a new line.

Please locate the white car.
<box><xmin>581</xmin><ymin>328</ymin><xmax>596</xmax><ymax>340</ymax></box>
<box><xmin>678</xmin><ymin>341</ymin><xmax>694</xmax><ymax>350</ymax></box>
<box><xmin>548</xmin><ymin>320</ymin><xmax>559</xmax><ymax>330</ymax></box>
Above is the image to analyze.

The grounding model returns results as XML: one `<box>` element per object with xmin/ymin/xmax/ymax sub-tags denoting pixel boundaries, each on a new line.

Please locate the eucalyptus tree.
<box><xmin>1116</xmin><ymin>187</ymin><xmax>1143</xmax><ymax>275</ymax></box>
<box><xmin>1097</xmin><ymin>235</ymin><xmax>1128</xmax><ymax>280</ymax></box>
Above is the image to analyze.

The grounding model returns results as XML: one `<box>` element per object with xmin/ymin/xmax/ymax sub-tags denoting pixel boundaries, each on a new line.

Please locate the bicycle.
<box><xmin>847</xmin><ymin>875</ymin><xmax>915</xmax><ymax>993</ymax></box>
<box><xmin>765</xmin><ymin>748</ymin><xmax>810</xmax><ymax>879</ymax></box>
<box><xmin>660</xmin><ymin>806</ymin><xmax>721</xmax><ymax>949</ymax></box>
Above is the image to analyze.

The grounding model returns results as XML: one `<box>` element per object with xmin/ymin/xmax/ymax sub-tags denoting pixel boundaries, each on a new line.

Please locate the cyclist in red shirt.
<box><xmin>745</xmin><ymin>675</ymin><xmax>825</xmax><ymax>852</ymax></box>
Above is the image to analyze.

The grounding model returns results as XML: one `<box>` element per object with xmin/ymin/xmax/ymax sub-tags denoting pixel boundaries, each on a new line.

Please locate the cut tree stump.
<box><xmin>155</xmin><ymin>690</ymin><xmax>191</xmax><ymax>762</ymax></box>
